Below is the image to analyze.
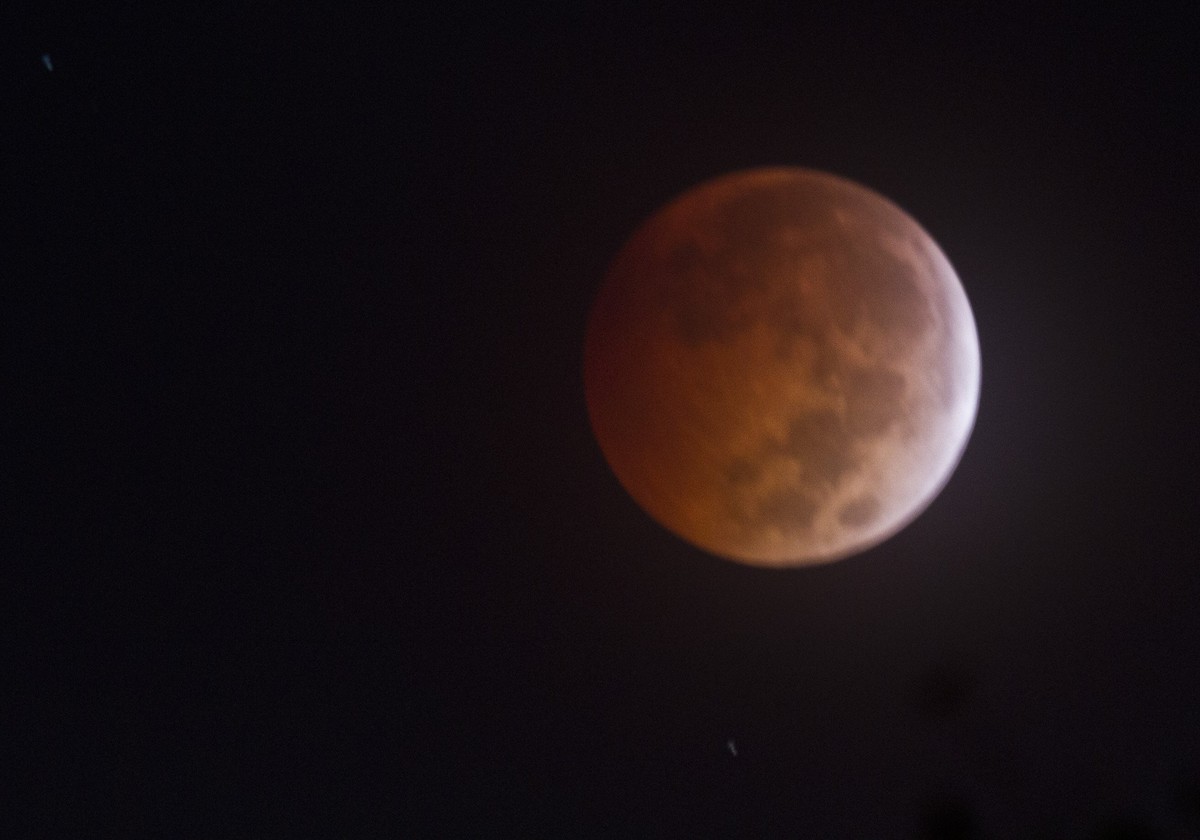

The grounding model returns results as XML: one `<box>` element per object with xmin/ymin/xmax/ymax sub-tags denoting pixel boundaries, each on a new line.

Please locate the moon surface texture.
<box><xmin>584</xmin><ymin>168</ymin><xmax>980</xmax><ymax>567</ymax></box>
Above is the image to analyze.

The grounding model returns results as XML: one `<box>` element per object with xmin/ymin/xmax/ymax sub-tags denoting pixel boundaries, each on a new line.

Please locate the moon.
<box><xmin>583</xmin><ymin>167</ymin><xmax>980</xmax><ymax>567</ymax></box>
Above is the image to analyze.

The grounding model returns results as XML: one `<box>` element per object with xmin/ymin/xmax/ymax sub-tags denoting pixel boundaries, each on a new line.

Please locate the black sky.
<box><xmin>7</xmin><ymin>3</ymin><xmax>1200</xmax><ymax>838</ymax></box>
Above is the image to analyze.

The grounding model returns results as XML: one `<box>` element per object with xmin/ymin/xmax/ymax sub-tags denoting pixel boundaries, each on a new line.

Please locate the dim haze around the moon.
<box><xmin>584</xmin><ymin>168</ymin><xmax>981</xmax><ymax>568</ymax></box>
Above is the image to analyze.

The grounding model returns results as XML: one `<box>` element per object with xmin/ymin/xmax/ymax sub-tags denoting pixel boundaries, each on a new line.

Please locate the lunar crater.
<box><xmin>838</xmin><ymin>495</ymin><xmax>882</xmax><ymax>528</ymax></box>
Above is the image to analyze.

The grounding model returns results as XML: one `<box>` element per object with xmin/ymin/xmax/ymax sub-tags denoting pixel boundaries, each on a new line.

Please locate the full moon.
<box><xmin>583</xmin><ymin>167</ymin><xmax>980</xmax><ymax>567</ymax></box>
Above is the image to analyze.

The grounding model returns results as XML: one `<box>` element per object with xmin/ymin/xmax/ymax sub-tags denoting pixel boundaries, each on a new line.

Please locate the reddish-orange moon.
<box><xmin>584</xmin><ymin>168</ymin><xmax>980</xmax><ymax>567</ymax></box>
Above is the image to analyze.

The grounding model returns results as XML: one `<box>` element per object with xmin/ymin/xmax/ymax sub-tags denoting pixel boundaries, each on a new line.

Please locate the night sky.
<box><xmin>8</xmin><ymin>4</ymin><xmax>1200</xmax><ymax>837</ymax></box>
